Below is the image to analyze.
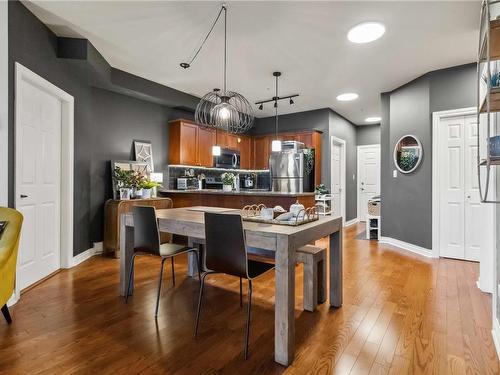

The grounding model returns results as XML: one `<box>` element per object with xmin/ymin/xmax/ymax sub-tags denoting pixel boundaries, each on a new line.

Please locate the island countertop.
<box><xmin>158</xmin><ymin>189</ymin><xmax>316</xmax><ymax>209</ymax></box>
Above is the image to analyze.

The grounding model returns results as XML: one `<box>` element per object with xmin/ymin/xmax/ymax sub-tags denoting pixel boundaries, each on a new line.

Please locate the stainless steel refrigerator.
<box><xmin>269</xmin><ymin>151</ymin><xmax>304</xmax><ymax>193</ymax></box>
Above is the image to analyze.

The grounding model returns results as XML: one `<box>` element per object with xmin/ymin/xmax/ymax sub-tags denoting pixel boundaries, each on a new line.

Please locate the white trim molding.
<box><xmin>493</xmin><ymin>318</ymin><xmax>500</xmax><ymax>360</ymax></box>
<box><xmin>344</xmin><ymin>217</ymin><xmax>358</xmax><ymax>227</ymax></box>
<box><xmin>379</xmin><ymin>236</ymin><xmax>435</xmax><ymax>258</ymax></box>
<box><xmin>0</xmin><ymin>1</ymin><xmax>7</xmax><ymax>206</ymax></box>
<box><xmin>330</xmin><ymin>135</ymin><xmax>346</xmax><ymax>221</ymax></box>
<box><xmin>71</xmin><ymin>247</ymin><xmax>98</xmax><ymax>268</ymax></box>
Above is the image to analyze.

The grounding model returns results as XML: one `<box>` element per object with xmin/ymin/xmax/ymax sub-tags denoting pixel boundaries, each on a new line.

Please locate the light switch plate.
<box><xmin>393</xmin><ymin>170</ymin><xmax>397</xmax><ymax>178</ymax></box>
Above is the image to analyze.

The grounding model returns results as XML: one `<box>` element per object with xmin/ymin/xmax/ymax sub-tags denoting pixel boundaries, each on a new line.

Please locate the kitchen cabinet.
<box><xmin>168</xmin><ymin>120</ymin><xmax>215</xmax><ymax>167</ymax></box>
<box><xmin>253</xmin><ymin>135</ymin><xmax>270</xmax><ymax>169</ymax></box>
<box><xmin>238</xmin><ymin>136</ymin><xmax>252</xmax><ymax>169</ymax></box>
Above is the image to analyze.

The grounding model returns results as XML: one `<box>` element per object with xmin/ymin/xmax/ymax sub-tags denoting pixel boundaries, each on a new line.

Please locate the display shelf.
<box><xmin>315</xmin><ymin>194</ymin><xmax>333</xmax><ymax>216</ymax></box>
<box><xmin>365</xmin><ymin>214</ymin><xmax>381</xmax><ymax>241</ymax></box>
<box><xmin>477</xmin><ymin>0</ymin><xmax>500</xmax><ymax>203</ymax></box>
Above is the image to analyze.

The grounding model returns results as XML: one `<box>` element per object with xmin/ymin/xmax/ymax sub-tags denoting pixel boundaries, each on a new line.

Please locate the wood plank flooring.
<box><xmin>0</xmin><ymin>223</ymin><xmax>498</xmax><ymax>374</ymax></box>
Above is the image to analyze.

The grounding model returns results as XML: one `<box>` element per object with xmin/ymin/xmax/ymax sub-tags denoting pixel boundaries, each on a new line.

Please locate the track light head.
<box><xmin>289</xmin><ymin>98</ymin><xmax>294</xmax><ymax>105</ymax></box>
<box><xmin>274</xmin><ymin>101</ymin><xmax>278</xmax><ymax>108</ymax></box>
<box><xmin>258</xmin><ymin>103</ymin><xmax>263</xmax><ymax>110</ymax></box>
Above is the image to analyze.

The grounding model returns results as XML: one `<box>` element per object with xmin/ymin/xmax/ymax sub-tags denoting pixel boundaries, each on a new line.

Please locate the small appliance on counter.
<box><xmin>176</xmin><ymin>177</ymin><xmax>199</xmax><ymax>190</ymax></box>
<box><xmin>205</xmin><ymin>176</ymin><xmax>223</xmax><ymax>190</ymax></box>
<box><xmin>214</xmin><ymin>148</ymin><xmax>240</xmax><ymax>169</ymax></box>
<box><xmin>240</xmin><ymin>173</ymin><xmax>256</xmax><ymax>189</ymax></box>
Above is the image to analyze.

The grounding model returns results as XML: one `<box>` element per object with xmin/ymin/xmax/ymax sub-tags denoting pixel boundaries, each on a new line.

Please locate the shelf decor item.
<box><xmin>241</xmin><ymin>204</ymin><xmax>319</xmax><ymax>226</ymax></box>
<box><xmin>180</xmin><ymin>4</ymin><xmax>254</xmax><ymax>134</ymax></box>
<box><xmin>221</xmin><ymin>172</ymin><xmax>235</xmax><ymax>191</ymax></box>
<box><xmin>134</xmin><ymin>141</ymin><xmax>154</xmax><ymax>173</ymax></box>
<box><xmin>140</xmin><ymin>180</ymin><xmax>162</xmax><ymax>199</ymax></box>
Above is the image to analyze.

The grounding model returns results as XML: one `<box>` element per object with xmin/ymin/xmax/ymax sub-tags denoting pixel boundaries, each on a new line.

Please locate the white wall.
<box><xmin>0</xmin><ymin>1</ymin><xmax>8</xmax><ymax>206</ymax></box>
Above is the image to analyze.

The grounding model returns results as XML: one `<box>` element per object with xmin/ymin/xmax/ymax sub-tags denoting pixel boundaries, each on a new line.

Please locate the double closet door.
<box><xmin>438</xmin><ymin>114</ymin><xmax>494</xmax><ymax>261</ymax></box>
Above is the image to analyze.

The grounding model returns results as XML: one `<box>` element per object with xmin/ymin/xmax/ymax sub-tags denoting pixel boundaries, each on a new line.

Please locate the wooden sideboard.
<box><xmin>103</xmin><ymin>198</ymin><xmax>173</xmax><ymax>257</ymax></box>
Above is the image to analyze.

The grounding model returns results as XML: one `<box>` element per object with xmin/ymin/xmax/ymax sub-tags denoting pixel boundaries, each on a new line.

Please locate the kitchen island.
<box><xmin>159</xmin><ymin>189</ymin><xmax>316</xmax><ymax>209</ymax></box>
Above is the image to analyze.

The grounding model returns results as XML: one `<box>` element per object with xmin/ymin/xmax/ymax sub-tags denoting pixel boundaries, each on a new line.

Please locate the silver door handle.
<box><xmin>20</xmin><ymin>194</ymin><xmax>28</xmax><ymax>198</ymax></box>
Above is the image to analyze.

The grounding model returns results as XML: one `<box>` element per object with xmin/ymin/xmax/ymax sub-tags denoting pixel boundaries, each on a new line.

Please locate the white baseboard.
<box><xmin>344</xmin><ymin>218</ymin><xmax>358</xmax><ymax>227</ymax></box>
<box><xmin>492</xmin><ymin>318</ymin><xmax>500</xmax><ymax>360</ymax></box>
<box><xmin>71</xmin><ymin>242</ymin><xmax>102</xmax><ymax>267</ymax></box>
<box><xmin>379</xmin><ymin>236</ymin><xmax>434</xmax><ymax>258</ymax></box>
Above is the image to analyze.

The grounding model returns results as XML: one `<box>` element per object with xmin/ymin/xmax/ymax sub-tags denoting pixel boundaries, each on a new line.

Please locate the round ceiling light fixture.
<box><xmin>347</xmin><ymin>22</ymin><xmax>385</xmax><ymax>44</ymax></box>
<box><xmin>365</xmin><ymin>116</ymin><xmax>381</xmax><ymax>123</ymax></box>
<box><xmin>336</xmin><ymin>93</ymin><xmax>359</xmax><ymax>101</ymax></box>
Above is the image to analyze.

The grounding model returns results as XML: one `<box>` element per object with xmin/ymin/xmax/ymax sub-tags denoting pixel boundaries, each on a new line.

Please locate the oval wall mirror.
<box><xmin>393</xmin><ymin>135</ymin><xmax>422</xmax><ymax>173</ymax></box>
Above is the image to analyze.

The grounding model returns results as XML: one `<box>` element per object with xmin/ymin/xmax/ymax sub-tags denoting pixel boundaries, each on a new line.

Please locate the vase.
<box><xmin>142</xmin><ymin>188</ymin><xmax>152</xmax><ymax>199</ymax></box>
<box><xmin>223</xmin><ymin>184</ymin><xmax>233</xmax><ymax>192</ymax></box>
<box><xmin>119</xmin><ymin>188</ymin><xmax>131</xmax><ymax>200</ymax></box>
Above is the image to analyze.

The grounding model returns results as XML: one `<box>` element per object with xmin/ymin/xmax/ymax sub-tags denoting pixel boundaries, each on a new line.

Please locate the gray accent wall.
<box><xmin>253</xmin><ymin>108</ymin><xmax>358</xmax><ymax>222</ymax></box>
<box><xmin>0</xmin><ymin>1</ymin><xmax>7</xmax><ymax>206</ymax></box>
<box><xmin>8</xmin><ymin>1</ymin><xmax>196</xmax><ymax>254</ymax></box>
<box><xmin>356</xmin><ymin>125</ymin><xmax>380</xmax><ymax>146</ymax></box>
<box><xmin>380</xmin><ymin>63</ymin><xmax>476</xmax><ymax>249</ymax></box>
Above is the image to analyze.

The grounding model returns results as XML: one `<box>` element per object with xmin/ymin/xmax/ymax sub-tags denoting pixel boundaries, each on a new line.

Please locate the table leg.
<box><xmin>329</xmin><ymin>227</ymin><xmax>343</xmax><ymax>307</ymax></box>
<box><xmin>274</xmin><ymin>234</ymin><xmax>295</xmax><ymax>366</ymax></box>
<box><xmin>119</xmin><ymin>219</ymin><xmax>134</xmax><ymax>297</ymax></box>
<box><xmin>187</xmin><ymin>237</ymin><xmax>203</xmax><ymax>277</ymax></box>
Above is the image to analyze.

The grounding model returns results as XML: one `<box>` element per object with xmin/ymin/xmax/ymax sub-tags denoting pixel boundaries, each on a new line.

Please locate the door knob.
<box><xmin>20</xmin><ymin>194</ymin><xmax>28</xmax><ymax>198</ymax></box>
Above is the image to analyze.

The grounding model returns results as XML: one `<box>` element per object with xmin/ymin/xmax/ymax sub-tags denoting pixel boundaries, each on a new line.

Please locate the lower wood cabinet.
<box><xmin>103</xmin><ymin>198</ymin><xmax>173</xmax><ymax>257</ymax></box>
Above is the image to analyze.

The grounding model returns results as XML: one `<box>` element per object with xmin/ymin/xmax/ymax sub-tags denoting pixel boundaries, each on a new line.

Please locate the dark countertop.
<box><xmin>159</xmin><ymin>189</ymin><xmax>315</xmax><ymax>197</ymax></box>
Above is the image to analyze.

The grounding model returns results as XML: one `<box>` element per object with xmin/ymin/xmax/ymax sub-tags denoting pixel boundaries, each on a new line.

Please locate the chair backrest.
<box><xmin>132</xmin><ymin>206</ymin><xmax>160</xmax><ymax>255</ymax></box>
<box><xmin>0</xmin><ymin>207</ymin><xmax>23</xmax><ymax>307</ymax></box>
<box><xmin>204</xmin><ymin>212</ymin><xmax>248</xmax><ymax>279</ymax></box>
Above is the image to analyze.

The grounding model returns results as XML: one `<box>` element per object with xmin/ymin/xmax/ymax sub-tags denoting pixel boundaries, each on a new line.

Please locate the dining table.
<box><xmin>119</xmin><ymin>206</ymin><xmax>343</xmax><ymax>366</ymax></box>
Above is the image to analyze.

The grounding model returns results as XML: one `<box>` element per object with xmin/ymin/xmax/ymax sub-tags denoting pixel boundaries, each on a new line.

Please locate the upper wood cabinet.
<box><xmin>168</xmin><ymin>120</ymin><xmax>215</xmax><ymax>167</ymax></box>
<box><xmin>238</xmin><ymin>136</ymin><xmax>252</xmax><ymax>169</ymax></box>
<box><xmin>253</xmin><ymin>135</ymin><xmax>271</xmax><ymax>170</ymax></box>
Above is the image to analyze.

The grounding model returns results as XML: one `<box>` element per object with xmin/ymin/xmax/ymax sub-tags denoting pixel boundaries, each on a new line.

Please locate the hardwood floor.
<box><xmin>0</xmin><ymin>223</ymin><xmax>498</xmax><ymax>374</ymax></box>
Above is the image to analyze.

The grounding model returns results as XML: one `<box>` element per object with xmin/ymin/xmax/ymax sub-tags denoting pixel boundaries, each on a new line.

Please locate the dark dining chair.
<box><xmin>125</xmin><ymin>206</ymin><xmax>201</xmax><ymax>317</ymax></box>
<box><xmin>194</xmin><ymin>212</ymin><xmax>275</xmax><ymax>359</ymax></box>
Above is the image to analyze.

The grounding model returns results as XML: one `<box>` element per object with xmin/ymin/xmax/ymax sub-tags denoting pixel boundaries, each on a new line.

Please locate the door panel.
<box><xmin>253</xmin><ymin>136</ymin><xmax>270</xmax><ymax>169</ymax></box>
<box><xmin>438</xmin><ymin>114</ymin><xmax>494</xmax><ymax>262</ymax></box>
<box><xmin>331</xmin><ymin>144</ymin><xmax>342</xmax><ymax>216</ymax></box>
<box><xmin>439</xmin><ymin>116</ymin><xmax>465</xmax><ymax>259</ymax></box>
<box><xmin>16</xmin><ymin>78</ymin><xmax>62</xmax><ymax>291</ymax></box>
<box><xmin>357</xmin><ymin>146</ymin><xmax>380</xmax><ymax>221</ymax></box>
<box><xmin>179</xmin><ymin>123</ymin><xmax>198</xmax><ymax>166</ymax></box>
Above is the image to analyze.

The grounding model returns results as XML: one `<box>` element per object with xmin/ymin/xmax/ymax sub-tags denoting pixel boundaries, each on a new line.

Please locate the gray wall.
<box><xmin>0</xmin><ymin>1</ymin><xmax>7</xmax><ymax>206</ymax></box>
<box><xmin>253</xmin><ymin>108</ymin><xmax>358</xmax><ymax>222</ymax></box>
<box><xmin>8</xmin><ymin>1</ymin><xmax>195</xmax><ymax>254</ymax></box>
<box><xmin>356</xmin><ymin>125</ymin><xmax>380</xmax><ymax>146</ymax></box>
<box><xmin>381</xmin><ymin>63</ymin><xmax>476</xmax><ymax>249</ymax></box>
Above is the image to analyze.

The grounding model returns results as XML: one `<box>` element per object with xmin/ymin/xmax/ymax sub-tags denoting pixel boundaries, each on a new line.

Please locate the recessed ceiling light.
<box><xmin>336</xmin><ymin>93</ymin><xmax>359</xmax><ymax>101</ymax></box>
<box><xmin>365</xmin><ymin>116</ymin><xmax>381</xmax><ymax>123</ymax></box>
<box><xmin>347</xmin><ymin>22</ymin><xmax>385</xmax><ymax>44</ymax></box>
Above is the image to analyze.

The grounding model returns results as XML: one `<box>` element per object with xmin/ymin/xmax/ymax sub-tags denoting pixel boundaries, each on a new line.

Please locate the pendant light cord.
<box><xmin>181</xmin><ymin>5</ymin><xmax>225</xmax><ymax>68</ymax></box>
<box><xmin>275</xmin><ymin>74</ymin><xmax>279</xmax><ymax>139</ymax></box>
<box><xmin>223</xmin><ymin>5</ymin><xmax>227</xmax><ymax>93</ymax></box>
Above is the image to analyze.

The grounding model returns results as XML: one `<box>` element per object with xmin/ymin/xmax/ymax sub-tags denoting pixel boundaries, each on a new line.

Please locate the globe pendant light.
<box><xmin>182</xmin><ymin>5</ymin><xmax>254</xmax><ymax>134</ymax></box>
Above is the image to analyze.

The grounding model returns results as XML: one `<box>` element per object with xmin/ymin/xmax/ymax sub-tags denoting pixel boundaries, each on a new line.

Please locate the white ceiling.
<box><xmin>23</xmin><ymin>1</ymin><xmax>479</xmax><ymax>125</ymax></box>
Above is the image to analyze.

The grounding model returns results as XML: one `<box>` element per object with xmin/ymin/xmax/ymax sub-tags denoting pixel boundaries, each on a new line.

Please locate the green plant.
<box><xmin>113</xmin><ymin>167</ymin><xmax>134</xmax><ymax>188</ymax></box>
<box><xmin>315</xmin><ymin>184</ymin><xmax>328</xmax><ymax>195</ymax></box>
<box><xmin>221</xmin><ymin>172</ymin><xmax>235</xmax><ymax>185</ymax></box>
<box><xmin>303</xmin><ymin>149</ymin><xmax>314</xmax><ymax>175</ymax></box>
<box><xmin>140</xmin><ymin>180</ymin><xmax>162</xmax><ymax>189</ymax></box>
<box><xmin>399</xmin><ymin>151</ymin><xmax>417</xmax><ymax>171</ymax></box>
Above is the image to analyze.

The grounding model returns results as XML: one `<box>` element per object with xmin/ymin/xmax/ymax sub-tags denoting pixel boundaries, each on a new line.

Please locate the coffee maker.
<box><xmin>240</xmin><ymin>173</ymin><xmax>256</xmax><ymax>189</ymax></box>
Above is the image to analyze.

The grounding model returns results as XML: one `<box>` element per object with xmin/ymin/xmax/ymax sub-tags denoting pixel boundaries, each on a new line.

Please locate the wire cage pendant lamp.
<box><xmin>181</xmin><ymin>4</ymin><xmax>254</xmax><ymax>134</ymax></box>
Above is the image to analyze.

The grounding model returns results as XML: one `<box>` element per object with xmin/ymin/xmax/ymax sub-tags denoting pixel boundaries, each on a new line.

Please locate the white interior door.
<box><xmin>16</xmin><ymin>73</ymin><xmax>62</xmax><ymax>291</ymax></box>
<box><xmin>438</xmin><ymin>114</ymin><xmax>494</xmax><ymax>261</ymax></box>
<box><xmin>357</xmin><ymin>145</ymin><xmax>380</xmax><ymax>221</ymax></box>
<box><xmin>331</xmin><ymin>143</ymin><xmax>342</xmax><ymax>216</ymax></box>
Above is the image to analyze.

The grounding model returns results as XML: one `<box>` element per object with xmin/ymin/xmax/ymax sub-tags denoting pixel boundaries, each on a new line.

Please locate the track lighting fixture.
<box><xmin>259</xmin><ymin>103</ymin><xmax>263</xmax><ymax>110</ymax></box>
<box><xmin>289</xmin><ymin>98</ymin><xmax>294</xmax><ymax>105</ymax></box>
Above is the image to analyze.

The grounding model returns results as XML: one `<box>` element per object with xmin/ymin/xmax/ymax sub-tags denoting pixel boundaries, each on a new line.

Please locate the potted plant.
<box><xmin>129</xmin><ymin>170</ymin><xmax>146</xmax><ymax>199</ymax></box>
<box><xmin>140</xmin><ymin>180</ymin><xmax>162</xmax><ymax>199</ymax></box>
<box><xmin>113</xmin><ymin>167</ymin><xmax>134</xmax><ymax>200</ymax></box>
<box><xmin>221</xmin><ymin>172</ymin><xmax>235</xmax><ymax>192</ymax></box>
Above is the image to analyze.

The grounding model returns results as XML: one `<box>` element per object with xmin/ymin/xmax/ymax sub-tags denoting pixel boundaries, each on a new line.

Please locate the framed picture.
<box><xmin>111</xmin><ymin>160</ymin><xmax>149</xmax><ymax>199</ymax></box>
<box><xmin>134</xmin><ymin>141</ymin><xmax>154</xmax><ymax>172</ymax></box>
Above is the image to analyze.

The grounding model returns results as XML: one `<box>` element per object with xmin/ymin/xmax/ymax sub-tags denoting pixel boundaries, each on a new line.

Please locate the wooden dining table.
<box><xmin>119</xmin><ymin>206</ymin><xmax>343</xmax><ymax>366</ymax></box>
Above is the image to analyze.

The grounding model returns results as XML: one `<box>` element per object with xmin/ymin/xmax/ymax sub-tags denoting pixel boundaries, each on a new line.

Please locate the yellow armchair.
<box><xmin>0</xmin><ymin>207</ymin><xmax>23</xmax><ymax>324</ymax></box>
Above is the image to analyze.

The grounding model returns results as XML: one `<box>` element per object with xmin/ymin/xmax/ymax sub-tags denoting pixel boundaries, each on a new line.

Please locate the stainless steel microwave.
<box><xmin>214</xmin><ymin>148</ymin><xmax>240</xmax><ymax>169</ymax></box>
